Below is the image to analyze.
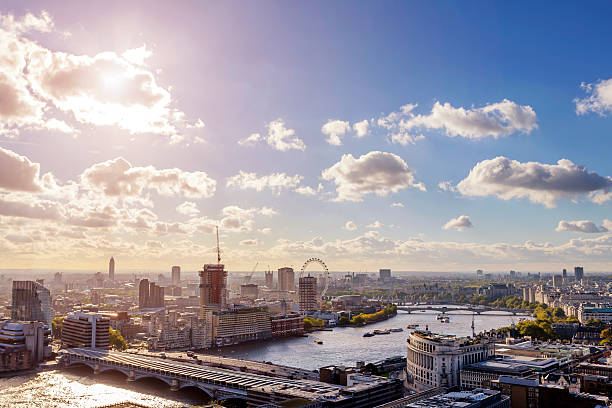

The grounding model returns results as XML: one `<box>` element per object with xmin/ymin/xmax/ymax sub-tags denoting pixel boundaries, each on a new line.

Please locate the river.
<box><xmin>0</xmin><ymin>309</ymin><xmax>526</xmax><ymax>407</ymax></box>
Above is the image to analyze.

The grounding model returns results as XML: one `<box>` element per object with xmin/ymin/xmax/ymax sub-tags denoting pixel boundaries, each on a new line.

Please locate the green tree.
<box><xmin>52</xmin><ymin>316</ymin><xmax>65</xmax><ymax>339</ymax></box>
<box><xmin>109</xmin><ymin>328</ymin><xmax>128</xmax><ymax>351</ymax></box>
<box><xmin>585</xmin><ymin>318</ymin><xmax>603</xmax><ymax>328</ymax></box>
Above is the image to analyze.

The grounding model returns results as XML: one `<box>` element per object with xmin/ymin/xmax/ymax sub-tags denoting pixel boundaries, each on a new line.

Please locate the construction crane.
<box><xmin>244</xmin><ymin>262</ymin><xmax>258</xmax><ymax>284</ymax></box>
<box><xmin>216</xmin><ymin>226</ymin><xmax>221</xmax><ymax>264</ymax></box>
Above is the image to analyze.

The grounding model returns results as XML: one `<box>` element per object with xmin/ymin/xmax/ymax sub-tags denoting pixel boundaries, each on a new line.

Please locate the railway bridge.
<box><xmin>397</xmin><ymin>305</ymin><xmax>529</xmax><ymax>316</ymax></box>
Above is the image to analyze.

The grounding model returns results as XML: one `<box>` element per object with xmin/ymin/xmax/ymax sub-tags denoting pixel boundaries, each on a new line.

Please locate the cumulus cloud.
<box><xmin>240</xmin><ymin>239</ymin><xmax>259</xmax><ymax>246</ymax></box>
<box><xmin>344</xmin><ymin>220</ymin><xmax>357</xmax><ymax>231</ymax></box>
<box><xmin>438</xmin><ymin>181</ymin><xmax>456</xmax><ymax>192</ymax></box>
<box><xmin>443</xmin><ymin>215</ymin><xmax>473</xmax><ymax>231</ymax></box>
<box><xmin>390</xmin><ymin>202</ymin><xmax>404</xmax><ymax>208</ymax></box>
<box><xmin>176</xmin><ymin>201</ymin><xmax>200</xmax><ymax>216</ymax></box>
<box><xmin>238</xmin><ymin>133</ymin><xmax>261</xmax><ymax>146</ymax></box>
<box><xmin>353</xmin><ymin>120</ymin><xmax>370</xmax><ymax>138</ymax></box>
<box><xmin>379</xmin><ymin>100</ymin><xmax>536</xmax><ymax>144</ymax></box>
<box><xmin>556</xmin><ymin>220</ymin><xmax>607</xmax><ymax>234</ymax></box>
<box><xmin>0</xmin><ymin>147</ymin><xmax>44</xmax><ymax>192</ymax></box>
<box><xmin>226</xmin><ymin>171</ymin><xmax>302</xmax><ymax>193</ymax></box>
<box><xmin>322</xmin><ymin>151</ymin><xmax>425</xmax><ymax>202</ymax></box>
<box><xmin>457</xmin><ymin>156</ymin><xmax>612</xmax><ymax>207</ymax></box>
<box><xmin>575</xmin><ymin>78</ymin><xmax>612</xmax><ymax>115</ymax></box>
<box><xmin>0</xmin><ymin>11</ymin><xmax>202</xmax><ymax>142</ymax></box>
<box><xmin>367</xmin><ymin>221</ymin><xmax>383</xmax><ymax>228</ymax></box>
<box><xmin>322</xmin><ymin>119</ymin><xmax>351</xmax><ymax>146</ymax></box>
<box><xmin>266</xmin><ymin>119</ymin><xmax>305</xmax><ymax>151</ymax></box>
<box><xmin>81</xmin><ymin>157</ymin><xmax>216</xmax><ymax>198</ymax></box>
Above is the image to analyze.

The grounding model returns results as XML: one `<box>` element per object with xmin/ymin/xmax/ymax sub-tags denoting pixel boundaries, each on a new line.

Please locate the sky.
<box><xmin>1</xmin><ymin>1</ymin><xmax>612</xmax><ymax>273</ymax></box>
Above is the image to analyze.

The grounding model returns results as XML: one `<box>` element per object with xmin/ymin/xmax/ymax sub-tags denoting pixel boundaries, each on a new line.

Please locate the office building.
<box><xmin>271</xmin><ymin>313</ymin><xmax>304</xmax><ymax>337</ymax></box>
<box><xmin>0</xmin><ymin>320</ymin><xmax>51</xmax><ymax>372</ymax></box>
<box><xmin>578</xmin><ymin>305</ymin><xmax>612</xmax><ymax>324</ymax></box>
<box><xmin>405</xmin><ymin>389</ymin><xmax>509</xmax><ymax>408</ymax></box>
<box><xmin>574</xmin><ymin>266</ymin><xmax>584</xmax><ymax>281</ymax></box>
<box><xmin>277</xmin><ymin>267</ymin><xmax>294</xmax><ymax>292</ymax></box>
<box><xmin>406</xmin><ymin>331</ymin><xmax>493</xmax><ymax>391</ymax></box>
<box><xmin>11</xmin><ymin>281</ymin><xmax>52</xmax><ymax>329</ymax></box>
<box><xmin>460</xmin><ymin>356</ymin><xmax>557</xmax><ymax>390</ymax></box>
<box><xmin>265</xmin><ymin>270</ymin><xmax>274</xmax><ymax>288</ymax></box>
<box><xmin>206</xmin><ymin>307</ymin><xmax>272</xmax><ymax>347</ymax></box>
<box><xmin>552</xmin><ymin>274</ymin><xmax>562</xmax><ymax>288</ymax></box>
<box><xmin>298</xmin><ymin>275</ymin><xmax>317</xmax><ymax>312</ymax></box>
<box><xmin>199</xmin><ymin>264</ymin><xmax>227</xmax><ymax>313</ymax></box>
<box><xmin>61</xmin><ymin>311</ymin><xmax>110</xmax><ymax>349</ymax></box>
<box><xmin>108</xmin><ymin>257</ymin><xmax>115</xmax><ymax>281</ymax></box>
<box><xmin>138</xmin><ymin>279</ymin><xmax>164</xmax><ymax>309</ymax></box>
<box><xmin>240</xmin><ymin>284</ymin><xmax>258</xmax><ymax>299</ymax></box>
<box><xmin>562</xmin><ymin>268</ymin><xmax>567</xmax><ymax>279</ymax></box>
<box><xmin>379</xmin><ymin>269</ymin><xmax>392</xmax><ymax>281</ymax></box>
<box><xmin>171</xmin><ymin>266</ymin><xmax>180</xmax><ymax>286</ymax></box>
<box><xmin>138</xmin><ymin>279</ymin><xmax>149</xmax><ymax>309</ymax></box>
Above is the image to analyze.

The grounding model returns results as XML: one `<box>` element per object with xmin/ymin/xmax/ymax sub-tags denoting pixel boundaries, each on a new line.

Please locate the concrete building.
<box><xmin>199</xmin><ymin>264</ymin><xmax>227</xmax><ymax>313</ymax></box>
<box><xmin>206</xmin><ymin>307</ymin><xmax>272</xmax><ymax>347</ymax></box>
<box><xmin>405</xmin><ymin>389</ymin><xmax>510</xmax><ymax>408</ymax></box>
<box><xmin>62</xmin><ymin>311</ymin><xmax>110</xmax><ymax>349</ymax></box>
<box><xmin>138</xmin><ymin>279</ymin><xmax>149</xmax><ymax>309</ymax></box>
<box><xmin>277</xmin><ymin>267</ymin><xmax>295</xmax><ymax>292</ymax></box>
<box><xmin>271</xmin><ymin>313</ymin><xmax>304</xmax><ymax>337</ymax></box>
<box><xmin>108</xmin><ymin>257</ymin><xmax>115</xmax><ymax>281</ymax></box>
<box><xmin>379</xmin><ymin>269</ymin><xmax>392</xmax><ymax>281</ymax></box>
<box><xmin>575</xmin><ymin>266</ymin><xmax>585</xmax><ymax>281</ymax></box>
<box><xmin>240</xmin><ymin>283</ymin><xmax>258</xmax><ymax>300</ymax></box>
<box><xmin>460</xmin><ymin>356</ymin><xmax>557</xmax><ymax>390</ymax></box>
<box><xmin>552</xmin><ymin>274</ymin><xmax>562</xmax><ymax>288</ymax></box>
<box><xmin>298</xmin><ymin>275</ymin><xmax>317</xmax><ymax>312</ymax></box>
<box><xmin>0</xmin><ymin>320</ymin><xmax>51</xmax><ymax>372</ymax></box>
<box><xmin>406</xmin><ymin>331</ymin><xmax>493</xmax><ymax>391</ymax></box>
<box><xmin>171</xmin><ymin>266</ymin><xmax>180</xmax><ymax>286</ymax></box>
<box><xmin>11</xmin><ymin>281</ymin><xmax>52</xmax><ymax>329</ymax></box>
<box><xmin>265</xmin><ymin>270</ymin><xmax>274</xmax><ymax>288</ymax></box>
<box><xmin>138</xmin><ymin>279</ymin><xmax>164</xmax><ymax>309</ymax></box>
<box><xmin>578</xmin><ymin>306</ymin><xmax>612</xmax><ymax>324</ymax></box>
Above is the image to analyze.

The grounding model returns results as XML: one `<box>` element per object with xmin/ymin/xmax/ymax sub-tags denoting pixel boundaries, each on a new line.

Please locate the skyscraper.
<box><xmin>11</xmin><ymin>281</ymin><xmax>52</xmax><ymax>328</ymax></box>
<box><xmin>171</xmin><ymin>266</ymin><xmax>181</xmax><ymax>286</ymax></box>
<box><xmin>138</xmin><ymin>279</ymin><xmax>150</xmax><ymax>309</ymax></box>
<box><xmin>278</xmin><ymin>267</ymin><xmax>295</xmax><ymax>292</ymax></box>
<box><xmin>299</xmin><ymin>275</ymin><xmax>317</xmax><ymax>312</ymax></box>
<box><xmin>379</xmin><ymin>269</ymin><xmax>391</xmax><ymax>281</ymax></box>
<box><xmin>574</xmin><ymin>266</ymin><xmax>584</xmax><ymax>281</ymax></box>
<box><xmin>138</xmin><ymin>279</ymin><xmax>165</xmax><ymax>309</ymax></box>
<box><xmin>199</xmin><ymin>264</ymin><xmax>227</xmax><ymax>313</ymax></box>
<box><xmin>108</xmin><ymin>257</ymin><xmax>115</xmax><ymax>281</ymax></box>
<box><xmin>265</xmin><ymin>270</ymin><xmax>274</xmax><ymax>288</ymax></box>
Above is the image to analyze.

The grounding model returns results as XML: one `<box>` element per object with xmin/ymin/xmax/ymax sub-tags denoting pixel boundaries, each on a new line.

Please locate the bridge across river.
<box><xmin>397</xmin><ymin>305</ymin><xmax>529</xmax><ymax>316</ymax></box>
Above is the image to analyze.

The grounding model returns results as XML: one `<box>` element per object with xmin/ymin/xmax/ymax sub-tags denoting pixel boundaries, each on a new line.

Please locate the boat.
<box><xmin>440</xmin><ymin>316</ymin><xmax>450</xmax><ymax>323</ymax></box>
<box><xmin>363</xmin><ymin>332</ymin><xmax>374</xmax><ymax>337</ymax></box>
<box><xmin>406</xmin><ymin>324</ymin><xmax>419</xmax><ymax>329</ymax></box>
<box><xmin>390</xmin><ymin>328</ymin><xmax>403</xmax><ymax>332</ymax></box>
<box><xmin>373</xmin><ymin>329</ymin><xmax>391</xmax><ymax>335</ymax></box>
<box><xmin>314</xmin><ymin>340</ymin><xmax>323</xmax><ymax>345</ymax></box>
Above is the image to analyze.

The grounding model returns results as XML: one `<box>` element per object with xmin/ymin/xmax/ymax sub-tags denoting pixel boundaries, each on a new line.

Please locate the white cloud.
<box><xmin>81</xmin><ymin>157</ymin><xmax>216</xmax><ymax>198</ymax></box>
<box><xmin>0</xmin><ymin>11</ymin><xmax>202</xmax><ymax>142</ymax></box>
<box><xmin>322</xmin><ymin>119</ymin><xmax>351</xmax><ymax>146</ymax></box>
<box><xmin>438</xmin><ymin>181</ymin><xmax>456</xmax><ymax>192</ymax></box>
<box><xmin>226</xmin><ymin>171</ymin><xmax>302</xmax><ymax>193</ymax></box>
<box><xmin>457</xmin><ymin>156</ymin><xmax>612</xmax><ymax>207</ymax></box>
<box><xmin>367</xmin><ymin>221</ymin><xmax>383</xmax><ymax>228</ymax></box>
<box><xmin>443</xmin><ymin>215</ymin><xmax>473</xmax><ymax>231</ymax></box>
<box><xmin>379</xmin><ymin>100</ymin><xmax>536</xmax><ymax>144</ymax></box>
<box><xmin>322</xmin><ymin>151</ymin><xmax>426</xmax><ymax>202</ymax></box>
<box><xmin>238</xmin><ymin>133</ymin><xmax>262</xmax><ymax>146</ymax></box>
<box><xmin>240</xmin><ymin>239</ymin><xmax>259</xmax><ymax>246</ymax></box>
<box><xmin>390</xmin><ymin>202</ymin><xmax>404</xmax><ymax>208</ymax></box>
<box><xmin>575</xmin><ymin>78</ymin><xmax>612</xmax><ymax>115</ymax></box>
<box><xmin>344</xmin><ymin>221</ymin><xmax>357</xmax><ymax>231</ymax></box>
<box><xmin>176</xmin><ymin>201</ymin><xmax>200</xmax><ymax>217</ymax></box>
<box><xmin>556</xmin><ymin>220</ymin><xmax>607</xmax><ymax>234</ymax></box>
<box><xmin>266</xmin><ymin>119</ymin><xmax>305</xmax><ymax>151</ymax></box>
<box><xmin>0</xmin><ymin>147</ymin><xmax>45</xmax><ymax>192</ymax></box>
<box><xmin>353</xmin><ymin>120</ymin><xmax>370</xmax><ymax>138</ymax></box>
<box><xmin>258</xmin><ymin>228</ymin><xmax>272</xmax><ymax>234</ymax></box>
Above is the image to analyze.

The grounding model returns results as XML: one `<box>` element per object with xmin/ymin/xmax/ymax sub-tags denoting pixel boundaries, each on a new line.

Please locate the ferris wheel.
<box><xmin>299</xmin><ymin>257</ymin><xmax>331</xmax><ymax>298</ymax></box>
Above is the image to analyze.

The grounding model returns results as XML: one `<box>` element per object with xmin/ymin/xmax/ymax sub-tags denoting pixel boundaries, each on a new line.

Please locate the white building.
<box><xmin>406</xmin><ymin>331</ymin><xmax>493</xmax><ymax>391</ymax></box>
<box><xmin>578</xmin><ymin>305</ymin><xmax>612</xmax><ymax>324</ymax></box>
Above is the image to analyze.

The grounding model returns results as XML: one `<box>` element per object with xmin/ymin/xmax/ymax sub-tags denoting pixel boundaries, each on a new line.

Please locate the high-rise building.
<box><xmin>0</xmin><ymin>321</ymin><xmax>51</xmax><ymax>372</ymax></box>
<box><xmin>11</xmin><ymin>281</ymin><xmax>52</xmax><ymax>329</ymax></box>
<box><xmin>379</xmin><ymin>269</ymin><xmax>391</xmax><ymax>281</ymax></box>
<box><xmin>299</xmin><ymin>276</ymin><xmax>317</xmax><ymax>312</ymax></box>
<box><xmin>199</xmin><ymin>264</ymin><xmax>227</xmax><ymax>313</ymax></box>
<box><xmin>241</xmin><ymin>284</ymin><xmax>258</xmax><ymax>299</ymax></box>
<box><xmin>138</xmin><ymin>279</ymin><xmax>150</xmax><ymax>309</ymax></box>
<box><xmin>171</xmin><ymin>266</ymin><xmax>181</xmax><ymax>286</ymax></box>
<box><xmin>61</xmin><ymin>311</ymin><xmax>110</xmax><ymax>349</ymax></box>
<box><xmin>552</xmin><ymin>275</ymin><xmax>562</xmax><ymax>288</ymax></box>
<box><xmin>574</xmin><ymin>266</ymin><xmax>584</xmax><ymax>281</ymax></box>
<box><xmin>265</xmin><ymin>270</ymin><xmax>274</xmax><ymax>288</ymax></box>
<box><xmin>53</xmin><ymin>272</ymin><xmax>62</xmax><ymax>284</ymax></box>
<box><xmin>108</xmin><ymin>257</ymin><xmax>115</xmax><ymax>281</ymax></box>
<box><xmin>278</xmin><ymin>267</ymin><xmax>294</xmax><ymax>292</ymax></box>
<box><xmin>562</xmin><ymin>268</ymin><xmax>567</xmax><ymax>278</ymax></box>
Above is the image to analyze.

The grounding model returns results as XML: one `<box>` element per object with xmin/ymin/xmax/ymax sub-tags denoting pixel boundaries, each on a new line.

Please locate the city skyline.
<box><xmin>3</xmin><ymin>2</ymin><xmax>612</xmax><ymax>272</ymax></box>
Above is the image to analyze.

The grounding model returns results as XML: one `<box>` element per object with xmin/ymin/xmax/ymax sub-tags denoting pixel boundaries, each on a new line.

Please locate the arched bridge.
<box><xmin>397</xmin><ymin>305</ymin><xmax>530</xmax><ymax>316</ymax></box>
<box><xmin>59</xmin><ymin>348</ymin><xmax>341</xmax><ymax>402</ymax></box>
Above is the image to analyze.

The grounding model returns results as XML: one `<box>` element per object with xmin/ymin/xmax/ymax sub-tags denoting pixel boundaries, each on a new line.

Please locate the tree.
<box><xmin>52</xmin><ymin>316</ymin><xmax>65</xmax><ymax>339</ymax></box>
<box><xmin>109</xmin><ymin>328</ymin><xmax>128</xmax><ymax>351</ymax></box>
<box><xmin>585</xmin><ymin>318</ymin><xmax>603</xmax><ymax>328</ymax></box>
<box><xmin>600</xmin><ymin>328</ymin><xmax>612</xmax><ymax>346</ymax></box>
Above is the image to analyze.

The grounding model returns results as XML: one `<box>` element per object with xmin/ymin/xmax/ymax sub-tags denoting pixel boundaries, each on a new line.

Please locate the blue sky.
<box><xmin>1</xmin><ymin>1</ymin><xmax>612</xmax><ymax>272</ymax></box>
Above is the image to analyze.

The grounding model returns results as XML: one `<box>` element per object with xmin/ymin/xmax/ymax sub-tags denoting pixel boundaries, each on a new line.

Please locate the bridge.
<box><xmin>396</xmin><ymin>305</ymin><xmax>530</xmax><ymax>316</ymax></box>
<box><xmin>58</xmin><ymin>348</ymin><xmax>401</xmax><ymax>406</ymax></box>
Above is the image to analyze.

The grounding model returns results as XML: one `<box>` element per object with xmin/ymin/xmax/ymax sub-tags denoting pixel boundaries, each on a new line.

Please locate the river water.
<box><xmin>0</xmin><ymin>309</ymin><xmax>525</xmax><ymax>407</ymax></box>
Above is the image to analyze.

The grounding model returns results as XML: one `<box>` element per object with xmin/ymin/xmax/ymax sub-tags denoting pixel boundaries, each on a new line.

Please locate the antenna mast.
<box><xmin>216</xmin><ymin>226</ymin><xmax>221</xmax><ymax>265</ymax></box>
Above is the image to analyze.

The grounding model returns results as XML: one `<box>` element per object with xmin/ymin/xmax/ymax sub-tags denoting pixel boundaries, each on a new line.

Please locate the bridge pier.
<box><xmin>127</xmin><ymin>370</ymin><xmax>135</xmax><ymax>382</ymax></box>
<box><xmin>171</xmin><ymin>379</ymin><xmax>179</xmax><ymax>392</ymax></box>
<box><xmin>93</xmin><ymin>364</ymin><xmax>100</xmax><ymax>375</ymax></box>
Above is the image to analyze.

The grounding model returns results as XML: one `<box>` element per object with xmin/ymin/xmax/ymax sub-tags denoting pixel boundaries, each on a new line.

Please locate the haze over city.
<box><xmin>2</xmin><ymin>1</ymin><xmax>612</xmax><ymax>273</ymax></box>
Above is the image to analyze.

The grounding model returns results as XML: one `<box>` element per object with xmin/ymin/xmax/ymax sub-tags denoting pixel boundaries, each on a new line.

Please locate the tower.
<box><xmin>574</xmin><ymin>266</ymin><xmax>584</xmax><ymax>281</ymax></box>
<box><xmin>265</xmin><ymin>270</ymin><xmax>274</xmax><ymax>288</ymax></box>
<box><xmin>171</xmin><ymin>266</ymin><xmax>181</xmax><ymax>286</ymax></box>
<box><xmin>199</xmin><ymin>227</ymin><xmax>227</xmax><ymax>314</ymax></box>
<box><xmin>11</xmin><ymin>281</ymin><xmax>52</xmax><ymax>328</ymax></box>
<box><xmin>299</xmin><ymin>275</ymin><xmax>317</xmax><ymax>312</ymax></box>
<box><xmin>278</xmin><ymin>267</ymin><xmax>295</xmax><ymax>292</ymax></box>
<box><xmin>138</xmin><ymin>279</ymin><xmax>150</xmax><ymax>309</ymax></box>
<box><xmin>108</xmin><ymin>257</ymin><xmax>115</xmax><ymax>281</ymax></box>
